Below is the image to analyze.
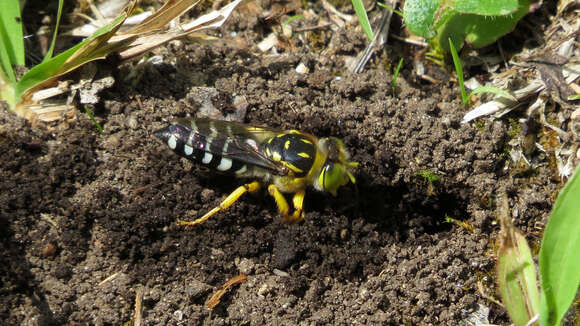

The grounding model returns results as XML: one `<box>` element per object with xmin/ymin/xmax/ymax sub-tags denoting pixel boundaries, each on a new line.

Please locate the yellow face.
<box><xmin>316</xmin><ymin>137</ymin><xmax>358</xmax><ymax>196</ymax></box>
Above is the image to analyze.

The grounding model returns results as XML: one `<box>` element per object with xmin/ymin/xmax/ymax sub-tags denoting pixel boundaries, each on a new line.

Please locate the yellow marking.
<box><xmin>177</xmin><ymin>181</ymin><xmax>261</xmax><ymax>227</ymax></box>
<box><xmin>284</xmin><ymin>140</ymin><xmax>291</xmax><ymax>150</ymax></box>
<box><xmin>283</xmin><ymin>162</ymin><xmax>303</xmax><ymax>173</ymax></box>
<box><xmin>265</xmin><ymin>147</ymin><xmax>271</xmax><ymax>156</ymax></box>
<box><xmin>289</xmin><ymin>130</ymin><xmax>301</xmax><ymax>134</ymax></box>
<box><xmin>301</xmin><ymin>138</ymin><xmax>313</xmax><ymax>145</ymax></box>
<box><xmin>297</xmin><ymin>152</ymin><xmax>311</xmax><ymax>158</ymax></box>
<box><xmin>268</xmin><ymin>138</ymin><xmax>273</xmax><ymax>144</ymax></box>
<box><xmin>318</xmin><ymin>169</ymin><xmax>325</xmax><ymax>193</ymax></box>
<box><xmin>272</xmin><ymin>152</ymin><xmax>282</xmax><ymax>162</ymax></box>
<box><xmin>277</xmin><ymin>134</ymin><xmax>285</xmax><ymax>138</ymax></box>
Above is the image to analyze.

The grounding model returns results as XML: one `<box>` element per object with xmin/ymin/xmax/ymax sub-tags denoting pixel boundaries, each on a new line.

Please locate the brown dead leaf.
<box><xmin>116</xmin><ymin>0</ymin><xmax>242</xmax><ymax>61</ymax></box>
<box><xmin>206</xmin><ymin>274</ymin><xmax>248</xmax><ymax>309</ymax></box>
<box><xmin>124</xmin><ymin>0</ymin><xmax>201</xmax><ymax>34</ymax></box>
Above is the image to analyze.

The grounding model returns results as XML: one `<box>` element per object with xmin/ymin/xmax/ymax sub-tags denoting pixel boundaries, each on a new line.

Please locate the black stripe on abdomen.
<box><xmin>156</xmin><ymin>120</ymin><xmax>247</xmax><ymax>173</ymax></box>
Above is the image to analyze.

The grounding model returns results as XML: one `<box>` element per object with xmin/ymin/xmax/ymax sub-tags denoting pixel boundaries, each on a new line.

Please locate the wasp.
<box><xmin>154</xmin><ymin>118</ymin><xmax>358</xmax><ymax>226</ymax></box>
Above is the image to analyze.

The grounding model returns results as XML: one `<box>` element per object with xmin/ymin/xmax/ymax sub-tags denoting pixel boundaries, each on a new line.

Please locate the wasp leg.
<box><xmin>290</xmin><ymin>189</ymin><xmax>306</xmax><ymax>222</ymax></box>
<box><xmin>267</xmin><ymin>185</ymin><xmax>305</xmax><ymax>223</ymax></box>
<box><xmin>178</xmin><ymin>181</ymin><xmax>261</xmax><ymax>227</ymax></box>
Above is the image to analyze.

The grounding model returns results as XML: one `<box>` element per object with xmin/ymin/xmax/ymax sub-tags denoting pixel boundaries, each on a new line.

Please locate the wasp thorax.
<box><xmin>262</xmin><ymin>132</ymin><xmax>317</xmax><ymax>177</ymax></box>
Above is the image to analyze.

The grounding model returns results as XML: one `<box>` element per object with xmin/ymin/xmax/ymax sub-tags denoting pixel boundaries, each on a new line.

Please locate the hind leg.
<box><xmin>178</xmin><ymin>181</ymin><xmax>261</xmax><ymax>227</ymax></box>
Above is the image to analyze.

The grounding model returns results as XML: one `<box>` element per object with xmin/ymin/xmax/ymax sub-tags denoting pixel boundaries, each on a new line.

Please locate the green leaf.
<box><xmin>351</xmin><ymin>0</ymin><xmax>374</xmax><ymax>40</ymax></box>
<box><xmin>403</xmin><ymin>0</ymin><xmax>529</xmax><ymax>55</ymax></box>
<box><xmin>443</xmin><ymin>0</ymin><xmax>529</xmax><ymax>51</ymax></box>
<box><xmin>0</xmin><ymin>0</ymin><xmax>25</xmax><ymax>83</ymax></box>
<box><xmin>15</xmin><ymin>14</ymin><xmax>127</xmax><ymax>98</ymax></box>
<box><xmin>403</xmin><ymin>0</ymin><xmax>441</xmax><ymax>39</ymax></box>
<box><xmin>497</xmin><ymin>228</ymin><xmax>540</xmax><ymax>326</ymax></box>
<box><xmin>539</xmin><ymin>165</ymin><xmax>580</xmax><ymax>326</ymax></box>
<box><xmin>452</xmin><ymin>0</ymin><xmax>520</xmax><ymax>16</ymax></box>
<box><xmin>497</xmin><ymin>193</ymin><xmax>540</xmax><ymax>326</ymax></box>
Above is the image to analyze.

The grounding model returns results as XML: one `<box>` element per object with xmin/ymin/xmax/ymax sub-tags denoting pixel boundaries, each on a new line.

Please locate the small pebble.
<box><xmin>41</xmin><ymin>243</ymin><xmax>57</xmax><ymax>257</ymax></box>
<box><xmin>125</xmin><ymin>114</ymin><xmax>138</xmax><ymax>130</ymax></box>
<box><xmin>201</xmin><ymin>188</ymin><xmax>215</xmax><ymax>202</ymax></box>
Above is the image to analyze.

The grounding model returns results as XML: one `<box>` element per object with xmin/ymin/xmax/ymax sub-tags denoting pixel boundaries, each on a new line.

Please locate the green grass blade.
<box><xmin>351</xmin><ymin>0</ymin><xmax>374</xmax><ymax>40</ymax></box>
<box><xmin>282</xmin><ymin>14</ymin><xmax>305</xmax><ymax>27</ymax></box>
<box><xmin>468</xmin><ymin>85</ymin><xmax>517</xmax><ymax>101</ymax></box>
<box><xmin>448</xmin><ymin>38</ymin><xmax>468</xmax><ymax>104</ymax></box>
<box><xmin>83</xmin><ymin>106</ymin><xmax>104</xmax><ymax>135</ymax></box>
<box><xmin>0</xmin><ymin>0</ymin><xmax>25</xmax><ymax>82</ymax></box>
<box><xmin>43</xmin><ymin>0</ymin><xmax>65</xmax><ymax>61</ymax></box>
<box><xmin>539</xmin><ymin>165</ymin><xmax>580</xmax><ymax>326</ymax></box>
<box><xmin>392</xmin><ymin>58</ymin><xmax>403</xmax><ymax>95</ymax></box>
<box><xmin>377</xmin><ymin>2</ymin><xmax>403</xmax><ymax>17</ymax></box>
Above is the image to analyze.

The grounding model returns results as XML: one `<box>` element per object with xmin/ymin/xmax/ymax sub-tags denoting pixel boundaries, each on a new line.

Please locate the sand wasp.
<box><xmin>154</xmin><ymin>118</ymin><xmax>358</xmax><ymax>226</ymax></box>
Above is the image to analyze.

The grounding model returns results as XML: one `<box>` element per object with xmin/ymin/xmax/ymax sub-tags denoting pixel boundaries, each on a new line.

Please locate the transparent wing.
<box><xmin>172</xmin><ymin>118</ymin><xmax>287</xmax><ymax>175</ymax></box>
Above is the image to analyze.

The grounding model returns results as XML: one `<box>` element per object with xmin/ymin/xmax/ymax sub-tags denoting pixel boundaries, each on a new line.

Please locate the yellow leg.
<box><xmin>268</xmin><ymin>184</ymin><xmax>289</xmax><ymax>218</ymax></box>
<box><xmin>268</xmin><ymin>185</ymin><xmax>305</xmax><ymax>223</ymax></box>
<box><xmin>178</xmin><ymin>181</ymin><xmax>260</xmax><ymax>227</ymax></box>
<box><xmin>290</xmin><ymin>190</ymin><xmax>306</xmax><ymax>222</ymax></box>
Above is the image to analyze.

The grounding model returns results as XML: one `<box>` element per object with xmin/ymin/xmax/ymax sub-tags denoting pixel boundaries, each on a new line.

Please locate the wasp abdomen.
<box><xmin>155</xmin><ymin>121</ymin><xmax>246</xmax><ymax>173</ymax></box>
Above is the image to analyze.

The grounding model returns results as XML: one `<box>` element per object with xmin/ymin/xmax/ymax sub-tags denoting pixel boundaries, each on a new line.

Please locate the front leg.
<box><xmin>268</xmin><ymin>185</ymin><xmax>305</xmax><ymax>223</ymax></box>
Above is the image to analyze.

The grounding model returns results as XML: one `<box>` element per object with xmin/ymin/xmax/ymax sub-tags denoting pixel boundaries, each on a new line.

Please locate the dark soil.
<box><xmin>0</xmin><ymin>1</ymin><xmax>570</xmax><ymax>325</ymax></box>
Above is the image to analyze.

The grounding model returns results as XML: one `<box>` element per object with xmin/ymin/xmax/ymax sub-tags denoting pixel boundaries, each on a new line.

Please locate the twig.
<box><xmin>133</xmin><ymin>182</ymin><xmax>163</xmax><ymax>195</ymax></box>
<box><xmin>134</xmin><ymin>287</ymin><xmax>144</xmax><ymax>326</ymax></box>
<box><xmin>321</xmin><ymin>0</ymin><xmax>352</xmax><ymax>28</ymax></box>
<box><xmin>295</xmin><ymin>23</ymin><xmax>332</xmax><ymax>33</ymax></box>
<box><xmin>350</xmin><ymin>0</ymin><xmax>398</xmax><ymax>73</ymax></box>
<box><xmin>98</xmin><ymin>271</ymin><xmax>121</xmax><ymax>286</ymax></box>
<box><xmin>390</xmin><ymin>34</ymin><xmax>427</xmax><ymax>47</ymax></box>
<box><xmin>206</xmin><ymin>274</ymin><xmax>248</xmax><ymax>309</ymax></box>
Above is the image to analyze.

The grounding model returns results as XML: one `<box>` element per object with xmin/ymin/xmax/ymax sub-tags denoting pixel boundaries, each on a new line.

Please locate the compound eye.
<box><xmin>319</xmin><ymin>163</ymin><xmax>348</xmax><ymax>196</ymax></box>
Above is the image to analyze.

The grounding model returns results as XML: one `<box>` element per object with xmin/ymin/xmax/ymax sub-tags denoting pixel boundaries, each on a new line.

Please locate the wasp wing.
<box><xmin>160</xmin><ymin>118</ymin><xmax>287</xmax><ymax>175</ymax></box>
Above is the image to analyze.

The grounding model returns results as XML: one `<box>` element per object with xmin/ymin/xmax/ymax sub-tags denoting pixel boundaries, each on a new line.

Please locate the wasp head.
<box><xmin>316</xmin><ymin>137</ymin><xmax>358</xmax><ymax>196</ymax></box>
